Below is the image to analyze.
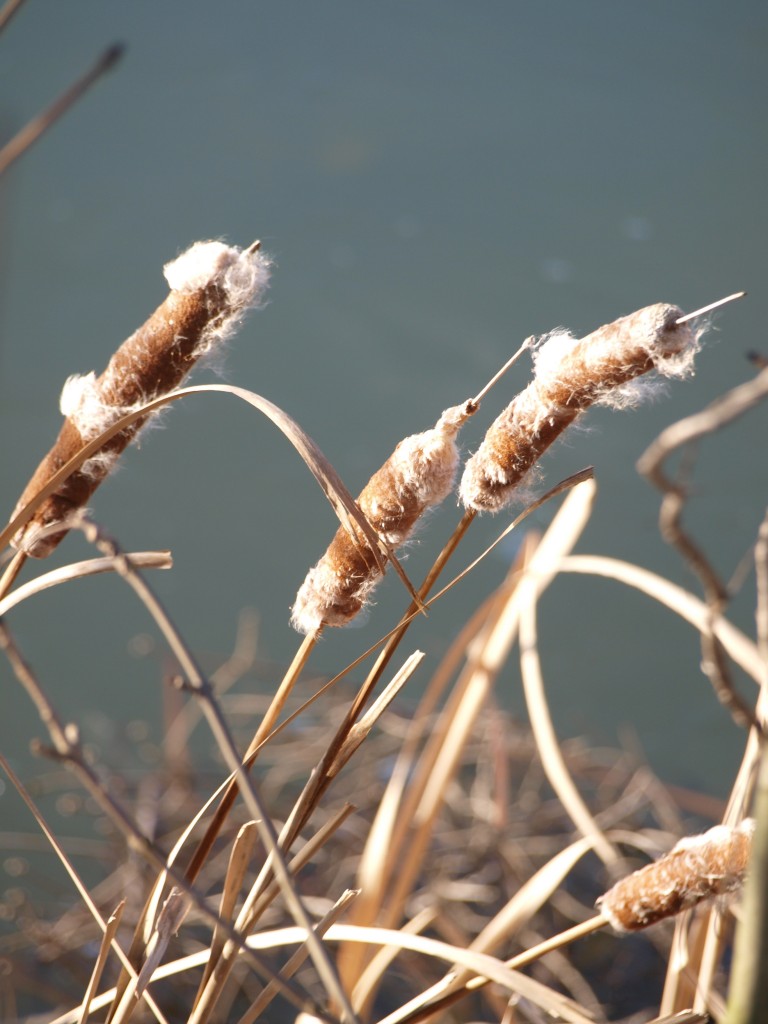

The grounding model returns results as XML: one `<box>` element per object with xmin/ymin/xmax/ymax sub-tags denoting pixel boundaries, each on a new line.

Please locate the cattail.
<box><xmin>597</xmin><ymin>819</ymin><xmax>754</xmax><ymax>932</ymax></box>
<box><xmin>460</xmin><ymin>303</ymin><xmax>700</xmax><ymax>513</ymax></box>
<box><xmin>290</xmin><ymin>403</ymin><xmax>474</xmax><ymax>635</ymax></box>
<box><xmin>10</xmin><ymin>240</ymin><xmax>271</xmax><ymax>558</ymax></box>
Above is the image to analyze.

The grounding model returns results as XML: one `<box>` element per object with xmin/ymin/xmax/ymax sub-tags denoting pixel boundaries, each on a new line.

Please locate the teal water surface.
<box><xmin>1</xmin><ymin>1</ymin><xmax>766</xmax><ymax>821</ymax></box>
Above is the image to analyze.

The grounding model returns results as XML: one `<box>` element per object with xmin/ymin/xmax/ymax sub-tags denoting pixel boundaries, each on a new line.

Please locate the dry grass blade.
<box><xmin>79</xmin><ymin>901</ymin><xmax>126</xmax><ymax>1024</ymax></box>
<box><xmin>350</xmin><ymin>909</ymin><xmax>438</xmax><ymax>1014</ymax></box>
<box><xmin>180</xmin><ymin>632</ymin><xmax>321</xmax><ymax>896</ymax></box>
<box><xmin>330</xmin><ymin>651</ymin><xmax>424</xmax><ymax>775</ymax></box>
<box><xmin>237</xmin><ymin>890</ymin><xmax>360</xmax><ymax>1024</ymax></box>
<box><xmin>197</xmin><ymin>821</ymin><xmax>259</xmax><ymax>998</ymax></box>
<box><xmin>0</xmin><ymin>44</ymin><xmax>124</xmax><ymax>175</ymax></box>
<box><xmin>558</xmin><ymin>555</ymin><xmax>763</xmax><ymax>684</ymax></box>
<box><xmin>198</xmin><ymin>925</ymin><xmax>600</xmax><ymax>1024</ymax></box>
<box><xmin>398</xmin><ymin>915</ymin><xmax>610</xmax><ymax>1024</ymax></box>
<box><xmin>519</xmin><ymin>595</ymin><xmax>619</xmax><ymax>867</ymax></box>
<box><xmin>0</xmin><ymin>548</ymin><xmax>27</xmax><ymax>600</ymax></box>
<box><xmin>107</xmin><ymin>764</ymin><xmax>251</xmax><ymax>1019</ymax></box>
<box><xmin>0</xmin><ymin>551</ymin><xmax>172</xmax><ymax>616</ymax></box>
<box><xmin>420</xmin><ymin>467</ymin><xmax>596</xmax><ymax>612</ymax></box>
<box><xmin>726</xmin><ymin>752</ymin><xmax>768</xmax><ymax>1024</ymax></box>
<box><xmin>110</xmin><ymin>890</ymin><xmax>190</xmax><ymax>1024</ymax></box>
<box><xmin>307</xmin><ymin>926</ymin><xmax>594</xmax><ymax>1024</ymax></box>
<box><xmin>460</xmin><ymin>474</ymin><xmax>616</xmax><ymax>867</ymax></box>
<box><xmin>469</xmin><ymin>837</ymin><xmax>598</xmax><ymax>962</ymax></box>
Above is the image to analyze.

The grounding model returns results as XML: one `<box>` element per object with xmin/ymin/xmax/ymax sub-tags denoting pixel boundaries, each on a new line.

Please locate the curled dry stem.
<box><xmin>639</xmin><ymin>370</ymin><xmax>768</xmax><ymax>735</ymax></box>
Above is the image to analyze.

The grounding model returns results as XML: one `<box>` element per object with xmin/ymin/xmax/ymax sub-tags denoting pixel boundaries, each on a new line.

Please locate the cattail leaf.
<box><xmin>0</xmin><ymin>552</ymin><xmax>172</xmax><ymax>617</ymax></box>
<box><xmin>78</xmin><ymin>901</ymin><xmax>126</xmax><ymax>1024</ymax></box>
<box><xmin>2</xmin><ymin>383</ymin><xmax>389</xmax><ymax>578</ymax></box>
<box><xmin>558</xmin><ymin>555</ymin><xmax>762</xmax><ymax>684</ymax></box>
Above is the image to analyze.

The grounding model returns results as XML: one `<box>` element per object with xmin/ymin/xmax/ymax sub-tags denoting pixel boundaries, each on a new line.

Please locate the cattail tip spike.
<box><xmin>676</xmin><ymin>291</ymin><xmax>746</xmax><ymax>324</ymax></box>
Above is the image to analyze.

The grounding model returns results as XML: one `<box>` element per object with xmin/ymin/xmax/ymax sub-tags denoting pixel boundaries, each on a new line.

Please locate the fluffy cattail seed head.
<box><xmin>597</xmin><ymin>819</ymin><xmax>754</xmax><ymax>932</ymax></box>
<box><xmin>460</xmin><ymin>303</ymin><xmax>699</xmax><ymax>513</ymax></box>
<box><xmin>290</xmin><ymin>403</ymin><xmax>472</xmax><ymax>635</ymax></box>
<box><xmin>10</xmin><ymin>240</ymin><xmax>271</xmax><ymax>557</ymax></box>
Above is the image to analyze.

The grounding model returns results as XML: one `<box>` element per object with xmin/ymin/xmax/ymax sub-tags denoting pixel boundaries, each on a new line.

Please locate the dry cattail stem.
<box><xmin>10</xmin><ymin>240</ymin><xmax>271</xmax><ymax>558</ymax></box>
<box><xmin>460</xmin><ymin>303</ymin><xmax>700</xmax><ymax>512</ymax></box>
<box><xmin>291</xmin><ymin>403</ymin><xmax>474</xmax><ymax>634</ymax></box>
<box><xmin>598</xmin><ymin>819</ymin><xmax>754</xmax><ymax>932</ymax></box>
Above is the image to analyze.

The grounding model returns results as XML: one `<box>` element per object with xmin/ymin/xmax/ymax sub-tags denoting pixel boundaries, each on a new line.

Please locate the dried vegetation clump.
<box><xmin>0</xmin><ymin>691</ymin><xmax>718</xmax><ymax>1023</ymax></box>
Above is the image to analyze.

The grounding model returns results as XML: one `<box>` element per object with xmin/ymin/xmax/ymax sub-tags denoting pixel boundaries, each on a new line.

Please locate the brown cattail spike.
<box><xmin>291</xmin><ymin>403</ymin><xmax>473</xmax><ymax>635</ymax></box>
<box><xmin>597</xmin><ymin>819</ymin><xmax>754</xmax><ymax>932</ymax></box>
<box><xmin>10</xmin><ymin>240</ymin><xmax>271</xmax><ymax>557</ymax></box>
<box><xmin>460</xmin><ymin>303</ymin><xmax>700</xmax><ymax>513</ymax></box>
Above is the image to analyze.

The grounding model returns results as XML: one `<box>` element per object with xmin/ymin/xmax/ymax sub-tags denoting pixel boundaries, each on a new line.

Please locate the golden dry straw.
<box><xmin>291</xmin><ymin>403</ymin><xmax>473</xmax><ymax>634</ymax></box>
<box><xmin>10</xmin><ymin>240</ymin><xmax>271</xmax><ymax>558</ymax></box>
<box><xmin>460</xmin><ymin>303</ymin><xmax>699</xmax><ymax>512</ymax></box>
<box><xmin>598</xmin><ymin>819</ymin><xmax>754</xmax><ymax>932</ymax></box>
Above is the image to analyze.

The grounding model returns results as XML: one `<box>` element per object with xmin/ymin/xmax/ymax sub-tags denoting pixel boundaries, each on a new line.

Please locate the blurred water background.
<box><xmin>1</xmin><ymin>0</ymin><xmax>766</xmax><ymax>827</ymax></box>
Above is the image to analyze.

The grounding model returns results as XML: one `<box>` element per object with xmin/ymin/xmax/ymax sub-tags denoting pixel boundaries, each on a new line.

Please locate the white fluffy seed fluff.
<box><xmin>163</xmin><ymin>240</ymin><xmax>271</xmax><ymax>305</ymax></box>
<box><xmin>59</xmin><ymin>242</ymin><xmax>271</xmax><ymax>447</ymax></box>
<box><xmin>162</xmin><ymin>240</ymin><xmax>272</xmax><ymax>354</ymax></box>
<box><xmin>290</xmin><ymin>402</ymin><xmax>472</xmax><ymax>635</ymax></box>
<box><xmin>12</xmin><ymin>239</ymin><xmax>271</xmax><ymax>558</ymax></box>
<box><xmin>460</xmin><ymin>303</ymin><xmax>700</xmax><ymax>513</ymax></box>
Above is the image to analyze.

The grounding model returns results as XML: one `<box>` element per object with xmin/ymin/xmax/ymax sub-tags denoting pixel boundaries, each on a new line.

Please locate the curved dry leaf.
<box><xmin>2</xmin><ymin>384</ymin><xmax>426</xmax><ymax>602</ymax></box>
<box><xmin>0</xmin><ymin>553</ymin><xmax>171</xmax><ymax>617</ymax></box>
<box><xmin>558</xmin><ymin>555</ymin><xmax>762</xmax><ymax>684</ymax></box>
<box><xmin>469</xmin><ymin>836</ymin><xmax>597</xmax><ymax>957</ymax></box>
<box><xmin>51</xmin><ymin>924</ymin><xmax>594</xmax><ymax>1024</ymax></box>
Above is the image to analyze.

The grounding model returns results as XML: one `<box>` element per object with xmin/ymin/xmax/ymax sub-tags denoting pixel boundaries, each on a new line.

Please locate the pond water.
<box><xmin>1</xmin><ymin>1</ymin><xmax>766</xmax><ymax>822</ymax></box>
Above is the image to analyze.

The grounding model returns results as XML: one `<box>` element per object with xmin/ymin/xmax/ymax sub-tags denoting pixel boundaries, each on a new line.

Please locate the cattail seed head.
<box><xmin>290</xmin><ymin>403</ymin><xmax>472</xmax><ymax>635</ymax></box>
<box><xmin>10</xmin><ymin>240</ymin><xmax>271</xmax><ymax>557</ymax></box>
<box><xmin>460</xmin><ymin>303</ymin><xmax>699</xmax><ymax>513</ymax></box>
<box><xmin>597</xmin><ymin>819</ymin><xmax>754</xmax><ymax>932</ymax></box>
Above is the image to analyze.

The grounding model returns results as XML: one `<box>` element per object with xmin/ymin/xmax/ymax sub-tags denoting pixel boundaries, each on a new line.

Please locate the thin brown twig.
<box><xmin>0</xmin><ymin>549</ymin><xmax>26</xmax><ymax>601</ymax></box>
<box><xmin>0</xmin><ymin>44</ymin><xmax>124</xmax><ymax>176</ymax></box>
<box><xmin>0</xmin><ymin>0</ymin><xmax>29</xmax><ymax>34</ymax></box>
